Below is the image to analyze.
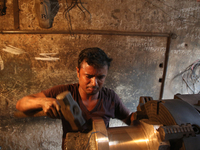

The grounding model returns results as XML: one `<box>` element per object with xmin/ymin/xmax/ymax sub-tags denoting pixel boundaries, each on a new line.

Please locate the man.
<box><xmin>16</xmin><ymin>47</ymin><xmax>135</xmax><ymax>148</ymax></box>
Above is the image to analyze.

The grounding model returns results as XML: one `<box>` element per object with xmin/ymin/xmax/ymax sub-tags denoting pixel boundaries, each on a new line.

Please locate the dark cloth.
<box><xmin>42</xmin><ymin>83</ymin><xmax>130</xmax><ymax>138</ymax></box>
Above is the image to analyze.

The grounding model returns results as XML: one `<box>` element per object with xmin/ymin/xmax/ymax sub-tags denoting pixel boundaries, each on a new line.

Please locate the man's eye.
<box><xmin>98</xmin><ymin>76</ymin><xmax>105</xmax><ymax>80</ymax></box>
<box><xmin>86</xmin><ymin>75</ymin><xmax>93</xmax><ymax>79</ymax></box>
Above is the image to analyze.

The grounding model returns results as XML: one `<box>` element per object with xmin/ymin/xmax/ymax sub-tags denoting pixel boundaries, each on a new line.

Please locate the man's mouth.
<box><xmin>87</xmin><ymin>86</ymin><xmax>98</xmax><ymax>91</ymax></box>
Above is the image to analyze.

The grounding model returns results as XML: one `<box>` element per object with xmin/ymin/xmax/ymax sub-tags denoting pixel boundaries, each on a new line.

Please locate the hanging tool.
<box><xmin>35</xmin><ymin>0</ymin><xmax>53</xmax><ymax>29</ymax></box>
<box><xmin>64</xmin><ymin>0</ymin><xmax>91</xmax><ymax>34</ymax></box>
<box><xmin>0</xmin><ymin>0</ymin><xmax>6</xmax><ymax>16</ymax></box>
<box><xmin>64</xmin><ymin>0</ymin><xmax>91</xmax><ymax>20</ymax></box>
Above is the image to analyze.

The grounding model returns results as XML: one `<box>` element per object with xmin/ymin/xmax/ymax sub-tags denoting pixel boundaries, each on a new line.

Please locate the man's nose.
<box><xmin>91</xmin><ymin>77</ymin><xmax>98</xmax><ymax>86</ymax></box>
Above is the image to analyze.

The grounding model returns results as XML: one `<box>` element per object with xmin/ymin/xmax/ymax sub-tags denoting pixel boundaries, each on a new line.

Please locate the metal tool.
<box><xmin>56</xmin><ymin>91</ymin><xmax>86</xmax><ymax>130</ymax></box>
<box><xmin>14</xmin><ymin>91</ymin><xmax>85</xmax><ymax>131</ymax></box>
<box><xmin>63</xmin><ymin>0</ymin><xmax>91</xmax><ymax>34</ymax></box>
<box><xmin>35</xmin><ymin>0</ymin><xmax>53</xmax><ymax>29</ymax></box>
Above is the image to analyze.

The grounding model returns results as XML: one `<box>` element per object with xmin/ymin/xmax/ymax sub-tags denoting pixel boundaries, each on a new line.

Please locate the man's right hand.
<box><xmin>42</xmin><ymin>98</ymin><xmax>61</xmax><ymax>119</ymax></box>
<box><xmin>16</xmin><ymin>92</ymin><xmax>62</xmax><ymax>119</ymax></box>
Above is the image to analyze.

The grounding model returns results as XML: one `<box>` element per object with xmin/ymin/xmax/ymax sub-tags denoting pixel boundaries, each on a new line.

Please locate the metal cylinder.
<box><xmin>107</xmin><ymin>125</ymin><xmax>149</xmax><ymax>150</ymax></box>
<box><xmin>106</xmin><ymin>121</ymin><xmax>167</xmax><ymax>150</ymax></box>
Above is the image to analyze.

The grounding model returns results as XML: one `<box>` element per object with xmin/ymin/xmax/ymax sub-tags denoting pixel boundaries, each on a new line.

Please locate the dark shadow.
<box><xmin>51</xmin><ymin>0</ymin><xmax>60</xmax><ymax>21</ymax></box>
<box><xmin>0</xmin><ymin>0</ymin><xmax>7</xmax><ymax>16</ymax></box>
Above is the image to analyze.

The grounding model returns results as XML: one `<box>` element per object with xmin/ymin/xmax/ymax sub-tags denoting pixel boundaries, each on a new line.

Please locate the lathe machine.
<box><xmin>64</xmin><ymin>94</ymin><xmax>200</xmax><ymax>150</ymax></box>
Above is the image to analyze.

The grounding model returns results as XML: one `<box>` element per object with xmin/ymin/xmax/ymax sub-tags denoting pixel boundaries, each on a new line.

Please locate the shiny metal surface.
<box><xmin>93</xmin><ymin>117</ymin><xmax>109</xmax><ymax>150</ymax></box>
<box><xmin>107</xmin><ymin>121</ymin><xmax>169</xmax><ymax>150</ymax></box>
<box><xmin>93</xmin><ymin>98</ymin><xmax>200</xmax><ymax>150</ymax></box>
<box><xmin>108</xmin><ymin>125</ymin><xmax>149</xmax><ymax>150</ymax></box>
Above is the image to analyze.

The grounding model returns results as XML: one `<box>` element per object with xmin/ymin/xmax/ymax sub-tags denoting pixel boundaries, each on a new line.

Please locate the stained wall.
<box><xmin>0</xmin><ymin>0</ymin><xmax>200</xmax><ymax>149</ymax></box>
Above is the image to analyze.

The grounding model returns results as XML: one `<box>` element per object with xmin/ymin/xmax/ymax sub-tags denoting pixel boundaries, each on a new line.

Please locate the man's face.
<box><xmin>76</xmin><ymin>60</ymin><xmax>108</xmax><ymax>96</ymax></box>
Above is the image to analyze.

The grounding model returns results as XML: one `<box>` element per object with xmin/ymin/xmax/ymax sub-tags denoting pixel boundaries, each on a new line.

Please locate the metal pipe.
<box><xmin>0</xmin><ymin>30</ymin><xmax>170</xmax><ymax>37</ymax></box>
<box><xmin>159</xmin><ymin>36</ymin><xmax>171</xmax><ymax>99</ymax></box>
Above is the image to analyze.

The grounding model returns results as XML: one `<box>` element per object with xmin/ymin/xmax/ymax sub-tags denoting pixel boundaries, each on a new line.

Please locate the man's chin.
<box><xmin>86</xmin><ymin>90</ymin><xmax>99</xmax><ymax>95</ymax></box>
<box><xmin>87</xmin><ymin>91</ymin><xmax>98</xmax><ymax>95</ymax></box>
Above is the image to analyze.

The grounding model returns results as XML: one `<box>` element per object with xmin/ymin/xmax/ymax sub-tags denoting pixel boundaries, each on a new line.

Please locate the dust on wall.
<box><xmin>0</xmin><ymin>0</ymin><xmax>200</xmax><ymax>149</ymax></box>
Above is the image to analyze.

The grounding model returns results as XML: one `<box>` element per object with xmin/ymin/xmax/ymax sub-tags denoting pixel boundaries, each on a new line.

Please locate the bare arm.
<box><xmin>122</xmin><ymin>112</ymin><xmax>136</xmax><ymax>125</ymax></box>
<box><xmin>16</xmin><ymin>92</ymin><xmax>61</xmax><ymax>118</ymax></box>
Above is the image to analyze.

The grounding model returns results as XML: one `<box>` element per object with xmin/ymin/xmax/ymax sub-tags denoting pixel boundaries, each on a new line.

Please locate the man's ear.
<box><xmin>76</xmin><ymin>67</ymin><xmax>80</xmax><ymax>78</ymax></box>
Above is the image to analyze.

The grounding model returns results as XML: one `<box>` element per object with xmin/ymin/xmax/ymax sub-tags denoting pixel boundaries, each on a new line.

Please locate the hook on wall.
<box><xmin>64</xmin><ymin>0</ymin><xmax>91</xmax><ymax>21</ymax></box>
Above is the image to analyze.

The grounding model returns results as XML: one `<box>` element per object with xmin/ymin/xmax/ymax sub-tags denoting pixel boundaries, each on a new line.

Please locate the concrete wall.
<box><xmin>0</xmin><ymin>0</ymin><xmax>200</xmax><ymax>149</ymax></box>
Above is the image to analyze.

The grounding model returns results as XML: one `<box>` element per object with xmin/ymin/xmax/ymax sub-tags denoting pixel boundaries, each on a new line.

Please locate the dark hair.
<box><xmin>78</xmin><ymin>47</ymin><xmax>112</xmax><ymax>69</ymax></box>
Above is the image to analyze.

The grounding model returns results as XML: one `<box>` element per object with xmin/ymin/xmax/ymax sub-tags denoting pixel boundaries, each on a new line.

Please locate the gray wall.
<box><xmin>0</xmin><ymin>0</ymin><xmax>200</xmax><ymax>149</ymax></box>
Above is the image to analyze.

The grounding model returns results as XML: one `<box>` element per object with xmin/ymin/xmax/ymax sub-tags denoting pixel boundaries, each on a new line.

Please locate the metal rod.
<box><xmin>159</xmin><ymin>36</ymin><xmax>171</xmax><ymax>99</ymax></box>
<box><xmin>0</xmin><ymin>30</ymin><xmax>170</xmax><ymax>37</ymax></box>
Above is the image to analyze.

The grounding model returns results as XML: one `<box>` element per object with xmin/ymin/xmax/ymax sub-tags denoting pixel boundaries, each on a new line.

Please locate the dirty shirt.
<box><xmin>42</xmin><ymin>83</ymin><xmax>130</xmax><ymax>138</ymax></box>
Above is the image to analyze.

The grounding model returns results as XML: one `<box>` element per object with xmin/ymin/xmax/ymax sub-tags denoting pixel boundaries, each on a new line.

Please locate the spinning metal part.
<box><xmin>64</xmin><ymin>94</ymin><xmax>200</xmax><ymax>150</ymax></box>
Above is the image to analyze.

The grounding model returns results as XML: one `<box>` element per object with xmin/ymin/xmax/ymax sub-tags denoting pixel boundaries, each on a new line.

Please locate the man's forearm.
<box><xmin>16</xmin><ymin>92</ymin><xmax>61</xmax><ymax>118</ymax></box>
<box><xmin>16</xmin><ymin>95</ymin><xmax>45</xmax><ymax>112</ymax></box>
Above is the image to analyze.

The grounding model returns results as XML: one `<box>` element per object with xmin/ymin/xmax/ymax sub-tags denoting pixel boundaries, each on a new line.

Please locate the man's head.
<box><xmin>78</xmin><ymin>47</ymin><xmax>112</xmax><ymax>70</ymax></box>
<box><xmin>77</xmin><ymin>47</ymin><xmax>112</xmax><ymax>96</ymax></box>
